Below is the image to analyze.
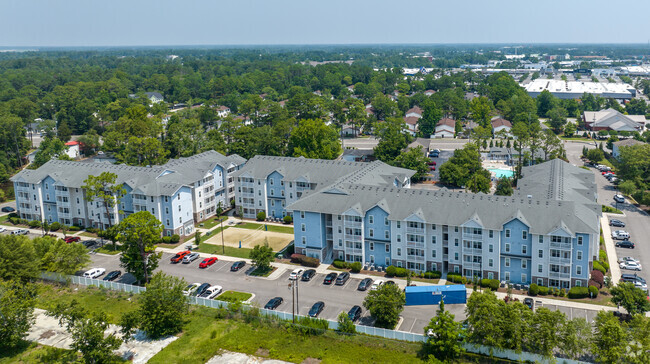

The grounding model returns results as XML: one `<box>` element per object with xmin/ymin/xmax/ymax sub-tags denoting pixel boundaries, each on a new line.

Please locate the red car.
<box><xmin>602</xmin><ymin>171</ymin><xmax>615</xmax><ymax>175</ymax></box>
<box><xmin>63</xmin><ymin>236</ymin><xmax>81</xmax><ymax>243</ymax></box>
<box><xmin>429</xmin><ymin>165</ymin><xmax>436</xmax><ymax>171</ymax></box>
<box><xmin>199</xmin><ymin>257</ymin><xmax>218</xmax><ymax>268</ymax></box>
<box><xmin>170</xmin><ymin>250</ymin><xmax>191</xmax><ymax>264</ymax></box>
<box><xmin>427</xmin><ymin>161</ymin><xmax>436</xmax><ymax>166</ymax></box>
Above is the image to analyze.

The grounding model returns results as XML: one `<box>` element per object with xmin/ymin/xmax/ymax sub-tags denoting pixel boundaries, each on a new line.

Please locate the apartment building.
<box><xmin>232</xmin><ymin>156</ymin><xmax>414</xmax><ymax>220</ymax></box>
<box><xmin>11</xmin><ymin>150</ymin><xmax>245</xmax><ymax>237</ymax></box>
<box><xmin>288</xmin><ymin>159</ymin><xmax>600</xmax><ymax>289</ymax></box>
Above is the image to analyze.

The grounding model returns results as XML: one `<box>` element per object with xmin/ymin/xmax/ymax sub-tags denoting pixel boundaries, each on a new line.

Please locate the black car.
<box><xmin>323</xmin><ymin>272</ymin><xmax>338</xmax><ymax>285</ymax></box>
<box><xmin>335</xmin><ymin>272</ymin><xmax>350</xmax><ymax>285</ymax></box>
<box><xmin>82</xmin><ymin>240</ymin><xmax>97</xmax><ymax>248</ymax></box>
<box><xmin>523</xmin><ymin>297</ymin><xmax>534</xmax><ymax>310</ymax></box>
<box><xmin>308</xmin><ymin>301</ymin><xmax>325</xmax><ymax>317</ymax></box>
<box><xmin>385</xmin><ymin>280</ymin><xmax>396</xmax><ymax>287</ymax></box>
<box><xmin>103</xmin><ymin>270</ymin><xmax>121</xmax><ymax>281</ymax></box>
<box><xmin>609</xmin><ymin>219</ymin><xmax>626</xmax><ymax>227</ymax></box>
<box><xmin>1</xmin><ymin>206</ymin><xmax>15</xmax><ymax>213</ymax></box>
<box><xmin>230</xmin><ymin>261</ymin><xmax>246</xmax><ymax>271</ymax></box>
<box><xmin>264</xmin><ymin>297</ymin><xmax>283</xmax><ymax>310</ymax></box>
<box><xmin>358</xmin><ymin>278</ymin><xmax>373</xmax><ymax>291</ymax></box>
<box><xmin>621</xmin><ymin>274</ymin><xmax>646</xmax><ymax>284</ymax></box>
<box><xmin>301</xmin><ymin>269</ymin><xmax>316</xmax><ymax>281</ymax></box>
<box><xmin>194</xmin><ymin>283</ymin><xmax>211</xmax><ymax>297</ymax></box>
<box><xmin>348</xmin><ymin>305</ymin><xmax>362</xmax><ymax>322</ymax></box>
<box><xmin>616</xmin><ymin>241</ymin><xmax>635</xmax><ymax>249</ymax></box>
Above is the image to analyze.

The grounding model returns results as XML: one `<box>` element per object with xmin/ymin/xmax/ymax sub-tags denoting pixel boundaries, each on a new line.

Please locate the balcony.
<box><xmin>239</xmin><ymin>180</ymin><xmax>254</xmax><ymax>187</ymax></box>
<box><xmin>463</xmin><ymin>261</ymin><xmax>482</xmax><ymax>270</ymax></box>
<box><xmin>549</xmin><ymin>256</ymin><xmax>572</xmax><ymax>265</ymax></box>
<box><xmin>343</xmin><ymin>219</ymin><xmax>362</xmax><ymax>228</ymax></box>
<box><xmin>407</xmin><ymin>254</ymin><xmax>425</xmax><ymax>262</ymax></box>
<box><xmin>406</xmin><ymin>241</ymin><xmax>424</xmax><ymax>249</ymax></box>
<box><xmin>549</xmin><ymin>271</ymin><xmax>571</xmax><ymax>279</ymax></box>
<box><xmin>463</xmin><ymin>233</ymin><xmax>483</xmax><ymax>241</ymax></box>
<box><xmin>345</xmin><ymin>247</ymin><xmax>363</xmax><ymax>255</ymax></box>
<box><xmin>463</xmin><ymin>247</ymin><xmax>482</xmax><ymax>255</ymax></box>
<box><xmin>406</xmin><ymin>227</ymin><xmax>424</xmax><ymax>235</ymax></box>
<box><xmin>326</xmin><ymin>233</ymin><xmax>333</xmax><ymax>240</ymax></box>
<box><xmin>344</xmin><ymin>233</ymin><xmax>362</xmax><ymax>242</ymax></box>
<box><xmin>325</xmin><ymin>221</ymin><xmax>333</xmax><ymax>227</ymax></box>
<box><xmin>550</xmin><ymin>241</ymin><xmax>572</xmax><ymax>250</ymax></box>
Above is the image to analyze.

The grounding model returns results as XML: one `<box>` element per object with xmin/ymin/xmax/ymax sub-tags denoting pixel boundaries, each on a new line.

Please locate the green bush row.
<box><xmin>568</xmin><ymin>286</ymin><xmax>589</xmax><ymax>299</ymax></box>
<box><xmin>593</xmin><ymin>261</ymin><xmax>606</xmax><ymax>275</ymax></box>
<box><xmin>290</xmin><ymin>254</ymin><xmax>320</xmax><ymax>268</ymax></box>
<box><xmin>479</xmin><ymin>279</ymin><xmax>500</xmax><ymax>291</ymax></box>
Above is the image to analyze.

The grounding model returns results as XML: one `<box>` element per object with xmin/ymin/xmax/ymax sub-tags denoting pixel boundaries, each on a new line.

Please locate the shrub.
<box><xmin>394</xmin><ymin>267</ymin><xmax>409</xmax><ymax>277</ymax></box>
<box><xmin>256</xmin><ymin>211</ymin><xmax>266</xmax><ymax>221</ymax></box>
<box><xmin>349</xmin><ymin>262</ymin><xmax>362</xmax><ymax>273</ymax></box>
<box><xmin>480</xmin><ymin>279</ymin><xmax>500</xmax><ymax>291</ymax></box>
<box><xmin>538</xmin><ymin>286</ymin><xmax>549</xmax><ymax>295</ymax></box>
<box><xmin>289</xmin><ymin>254</ymin><xmax>319</xmax><ymax>267</ymax></box>
<box><xmin>8</xmin><ymin>212</ymin><xmax>17</xmax><ymax>218</ymax></box>
<box><xmin>599</xmin><ymin>249</ymin><xmax>607</xmax><ymax>262</ymax></box>
<box><xmin>283</xmin><ymin>215</ymin><xmax>293</xmax><ymax>224</ymax></box>
<box><xmin>69</xmin><ymin>225</ymin><xmax>82</xmax><ymax>231</ymax></box>
<box><xmin>50</xmin><ymin>221</ymin><xmax>61</xmax><ymax>231</ymax></box>
<box><xmin>385</xmin><ymin>265</ymin><xmax>397</xmax><ymax>277</ymax></box>
<box><xmin>86</xmin><ymin>227</ymin><xmax>99</xmax><ymax>234</ymax></box>
<box><xmin>19</xmin><ymin>218</ymin><xmax>28</xmax><ymax>225</ymax></box>
<box><xmin>170</xmin><ymin>234</ymin><xmax>180</xmax><ymax>244</ymax></box>
<box><xmin>560</xmin><ymin>288</ymin><xmax>566</xmax><ymax>297</ymax></box>
<box><xmin>161</xmin><ymin>236</ymin><xmax>172</xmax><ymax>244</ymax></box>
<box><xmin>592</xmin><ymin>261</ymin><xmax>606</xmax><ymax>275</ymax></box>
<box><xmin>332</xmin><ymin>260</ymin><xmax>348</xmax><ymax>269</ymax></box>
<box><xmin>528</xmin><ymin>283</ymin><xmax>539</xmax><ymax>296</ymax></box>
<box><xmin>588</xmin><ymin>285</ymin><xmax>599</xmax><ymax>298</ymax></box>
<box><xmin>447</xmin><ymin>273</ymin><xmax>466</xmax><ymax>284</ymax></box>
<box><xmin>600</xmin><ymin>259</ymin><xmax>609</xmax><ymax>272</ymax></box>
<box><xmin>9</xmin><ymin>217</ymin><xmax>19</xmax><ymax>225</ymax></box>
<box><xmin>590</xmin><ymin>270</ymin><xmax>604</xmax><ymax>287</ymax></box>
<box><xmin>28</xmin><ymin>220</ymin><xmax>41</xmax><ymax>228</ymax></box>
<box><xmin>599</xmin><ymin>235</ymin><xmax>605</xmax><ymax>245</ymax></box>
<box><xmin>424</xmin><ymin>271</ymin><xmax>442</xmax><ymax>279</ymax></box>
<box><xmin>568</xmin><ymin>286</ymin><xmax>589</xmax><ymax>299</ymax></box>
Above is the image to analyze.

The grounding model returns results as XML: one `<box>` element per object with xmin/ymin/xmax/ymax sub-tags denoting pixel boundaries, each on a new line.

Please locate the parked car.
<box><xmin>264</xmin><ymin>297</ymin><xmax>283</xmax><ymax>310</ymax></box>
<box><xmin>619</xmin><ymin>256</ymin><xmax>640</xmax><ymax>264</ymax></box>
<box><xmin>616</xmin><ymin>241</ymin><xmax>635</xmax><ymax>249</ymax></box>
<box><xmin>609</xmin><ymin>219</ymin><xmax>625</xmax><ymax>227</ymax></box>
<box><xmin>609</xmin><ymin>177</ymin><xmax>619</xmax><ymax>183</ymax></box>
<box><xmin>82</xmin><ymin>240</ymin><xmax>97</xmax><ymax>248</ymax></box>
<box><xmin>301</xmin><ymin>269</ymin><xmax>316</xmax><ymax>281</ymax></box>
<box><xmin>11</xmin><ymin>229</ymin><xmax>28</xmax><ymax>235</ymax></box>
<box><xmin>429</xmin><ymin>165</ymin><xmax>436</xmax><ymax>171</ymax></box>
<box><xmin>335</xmin><ymin>272</ymin><xmax>350</xmax><ymax>285</ymax></box>
<box><xmin>202</xmin><ymin>285</ymin><xmax>223</xmax><ymax>299</ymax></box>
<box><xmin>83</xmin><ymin>268</ymin><xmax>106</xmax><ymax>279</ymax></box>
<box><xmin>199</xmin><ymin>257</ymin><xmax>218</xmax><ymax>268</ymax></box>
<box><xmin>358</xmin><ymin>278</ymin><xmax>373</xmax><ymax>291</ymax></box>
<box><xmin>182</xmin><ymin>252</ymin><xmax>200</xmax><ymax>264</ymax></box>
<box><xmin>621</xmin><ymin>274</ymin><xmax>646</xmax><ymax>284</ymax></box>
<box><xmin>614</xmin><ymin>194</ymin><xmax>625</xmax><ymax>203</ymax></box>
<box><xmin>194</xmin><ymin>283</ymin><xmax>211</xmax><ymax>297</ymax></box>
<box><xmin>370</xmin><ymin>279</ymin><xmax>384</xmax><ymax>290</ymax></box>
<box><xmin>0</xmin><ymin>227</ymin><xmax>6</xmax><ymax>233</ymax></box>
<box><xmin>614</xmin><ymin>311</ymin><xmax>633</xmax><ymax>322</ymax></box>
<box><xmin>633</xmin><ymin>281</ymin><xmax>649</xmax><ymax>291</ymax></box>
<box><xmin>102</xmin><ymin>270</ymin><xmax>121</xmax><ymax>281</ymax></box>
<box><xmin>63</xmin><ymin>236</ymin><xmax>81</xmax><ymax>243</ymax></box>
<box><xmin>427</xmin><ymin>161</ymin><xmax>436</xmax><ymax>166</ymax></box>
<box><xmin>323</xmin><ymin>272</ymin><xmax>338</xmax><ymax>284</ymax></box>
<box><xmin>289</xmin><ymin>268</ymin><xmax>304</xmax><ymax>280</ymax></box>
<box><xmin>348</xmin><ymin>305</ymin><xmax>362</xmax><ymax>322</ymax></box>
<box><xmin>171</xmin><ymin>250</ymin><xmax>191</xmax><ymax>263</ymax></box>
<box><xmin>523</xmin><ymin>297</ymin><xmax>534</xmax><ymax>310</ymax></box>
<box><xmin>308</xmin><ymin>301</ymin><xmax>325</xmax><ymax>317</ymax></box>
<box><xmin>385</xmin><ymin>280</ymin><xmax>396</xmax><ymax>287</ymax></box>
<box><xmin>230</xmin><ymin>261</ymin><xmax>246</xmax><ymax>271</ymax></box>
<box><xmin>620</xmin><ymin>261</ymin><xmax>643</xmax><ymax>271</ymax></box>
<box><xmin>612</xmin><ymin>230</ymin><xmax>630</xmax><ymax>240</ymax></box>
<box><xmin>1</xmin><ymin>206</ymin><xmax>15</xmax><ymax>212</ymax></box>
<box><xmin>183</xmin><ymin>283</ymin><xmax>201</xmax><ymax>296</ymax></box>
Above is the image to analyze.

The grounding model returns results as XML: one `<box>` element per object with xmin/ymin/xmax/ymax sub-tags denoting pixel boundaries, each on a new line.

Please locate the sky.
<box><xmin>2</xmin><ymin>0</ymin><xmax>650</xmax><ymax>47</ymax></box>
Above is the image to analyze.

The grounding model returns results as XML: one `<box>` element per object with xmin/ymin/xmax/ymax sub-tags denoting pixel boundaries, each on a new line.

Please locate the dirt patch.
<box><xmin>255</xmin><ymin>348</ymin><xmax>270</xmax><ymax>357</ymax></box>
<box><xmin>39</xmin><ymin>330</ymin><xmax>56</xmax><ymax>340</ymax></box>
<box><xmin>301</xmin><ymin>358</ymin><xmax>322</xmax><ymax>364</ymax></box>
<box><xmin>204</xmin><ymin>227</ymin><xmax>293</xmax><ymax>251</ymax></box>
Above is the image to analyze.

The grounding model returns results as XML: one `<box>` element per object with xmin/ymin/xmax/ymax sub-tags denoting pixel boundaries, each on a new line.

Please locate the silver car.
<box><xmin>182</xmin><ymin>252</ymin><xmax>200</xmax><ymax>264</ymax></box>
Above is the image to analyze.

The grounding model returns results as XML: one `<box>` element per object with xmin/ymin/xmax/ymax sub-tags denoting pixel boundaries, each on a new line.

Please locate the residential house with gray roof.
<box><xmin>287</xmin><ymin>159</ymin><xmax>600</xmax><ymax>289</ymax></box>
<box><xmin>11</xmin><ymin>150</ymin><xmax>245</xmax><ymax>237</ymax></box>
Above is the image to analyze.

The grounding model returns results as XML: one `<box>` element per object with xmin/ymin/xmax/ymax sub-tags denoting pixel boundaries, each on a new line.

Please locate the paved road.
<box><xmin>565</xmin><ymin>141</ymin><xmax>650</xmax><ymax>287</ymax></box>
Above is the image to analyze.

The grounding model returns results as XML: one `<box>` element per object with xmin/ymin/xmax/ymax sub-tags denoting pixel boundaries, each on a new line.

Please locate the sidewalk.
<box><xmin>600</xmin><ymin>215</ymin><xmax>622</xmax><ymax>284</ymax></box>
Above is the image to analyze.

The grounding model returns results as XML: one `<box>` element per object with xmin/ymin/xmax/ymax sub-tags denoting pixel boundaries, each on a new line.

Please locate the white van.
<box><xmin>83</xmin><ymin>268</ymin><xmax>106</xmax><ymax>279</ymax></box>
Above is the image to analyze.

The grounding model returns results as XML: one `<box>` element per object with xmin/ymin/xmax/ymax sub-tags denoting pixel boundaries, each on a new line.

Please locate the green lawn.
<box><xmin>217</xmin><ymin>290</ymin><xmax>252</xmax><ymax>303</ymax></box>
<box><xmin>79</xmin><ymin>231</ymin><xmax>98</xmax><ymax>238</ymax></box>
<box><xmin>95</xmin><ymin>244</ymin><xmax>123</xmax><ymax>255</ymax></box>
<box><xmin>195</xmin><ymin>216</ymin><xmax>227</xmax><ymax>230</ymax></box>
<box><xmin>196</xmin><ymin>243</ymin><xmax>253</xmax><ymax>259</ymax></box>
<box><xmin>236</xmin><ymin>222</ymin><xmax>294</xmax><ymax>234</ymax></box>
<box><xmin>0</xmin><ymin>214</ymin><xmax>14</xmax><ymax>226</ymax></box>
<box><xmin>602</xmin><ymin>205</ymin><xmax>623</xmax><ymax>214</ymax></box>
<box><xmin>0</xmin><ymin>342</ymin><xmax>80</xmax><ymax>364</ymax></box>
<box><xmin>249</xmin><ymin>266</ymin><xmax>276</xmax><ymax>277</ymax></box>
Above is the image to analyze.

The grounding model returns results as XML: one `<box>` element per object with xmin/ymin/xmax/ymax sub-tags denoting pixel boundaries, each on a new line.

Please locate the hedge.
<box><xmin>538</xmin><ymin>286</ymin><xmax>549</xmax><ymax>295</ymax></box>
<box><xmin>599</xmin><ymin>249</ymin><xmax>607</xmax><ymax>262</ymax></box>
<box><xmin>283</xmin><ymin>215</ymin><xmax>293</xmax><ymax>224</ymax></box>
<box><xmin>50</xmin><ymin>221</ymin><xmax>61</xmax><ymax>231</ymax></box>
<box><xmin>170</xmin><ymin>234</ymin><xmax>180</xmax><ymax>244</ymax></box>
<box><xmin>590</xmin><ymin>270</ymin><xmax>604</xmax><ymax>287</ymax></box>
<box><xmin>332</xmin><ymin>260</ymin><xmax>348</xmax><ymax>269</ymax></box>
<box><xmin>568</xmin><ymin>286</ymin><xmax>589</xmax><ymax>299</ymax></box>
<box><xmin>599</xmin><ymin>259</ymin><xmax>609</xmax><ymax>272</ymax></box>
<box><xmin>349</xmin><ymin>261</ymin><xmax>362</xmax><ymax>273</ymax></box>
<box><xmin>28</xmin><ymin>220</ymin><xmax>41</xmax><ymax>228</ymax></box>
<box><xmin>592</xmin><ymin>261</ymin><xmax>606</xmax><ymax>275</ymax></box>
<box><xmin>290</xmin><ymin>254</ymin><xmax>320</xmax><ymax>268</ymax></box>
<box><xmin>424</xmin><ymin>271</ymin><xmax>442</xmax><ymax>279</ymax></box>
<box><xmin>385</xmin><ymin>265</ymin><xmax>411</xmax><ymax>277</ymax></box>
<box><xmin>447</xmin><ymin>273</ymin><xmax>466</xmax><ymax>284</ymax></box>
<box><xmin>528</xmin><ymin>283</ymin><xmax>539</xmax><ymax>296</ymax></box>
<box><xmin>479</xmin><ymin>279</ymin><xmax>500</xmax><ymax>291</ymax></box>
<box><xmin>256</xmin><ymin>211</ymin><xmax>266</xmax><ymax>221</ymax></box>
<box><xmin>588</xmin><ymin>285</ymin><xmax>599</xmax><ymax>298</ymax></box>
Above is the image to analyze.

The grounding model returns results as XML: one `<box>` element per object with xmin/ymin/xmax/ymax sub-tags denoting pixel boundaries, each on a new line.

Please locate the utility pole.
<box><xmin>289</xmin><ymin>278</ymin><xmax>300</xmax><ymax>323</ymax></box>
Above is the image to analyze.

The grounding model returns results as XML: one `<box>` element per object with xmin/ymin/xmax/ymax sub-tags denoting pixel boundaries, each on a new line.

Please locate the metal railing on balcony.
<box><xmin>549</xmin><ymin>271</ymin><xmax>571</xmax><ymax>279</ymax></box>
<box><xmin>406</xmin><ymin>227</ymin><xmax>425</xmax><ymax>234</ymax></box>
<box><xmin>407</xmin><ymin>254</ymin><xmax>425</xmax><ymax>262</ymax></box>
<box><xmin>549</xmin><ymin>256</ymin><xmax>572</xmax><ymax>265</ymax></box>
<box><xmin>344</xmin><ymin>233</ymin><xmax>362</xmax><ymax>242</ymax></box>
<box><xmin>550</xmin><ymin>241</ymin><xmax>572</xmax><ymax>250</ymax></box>
<box><xmin>406</xmin><ymin>241</ymin><xmax>424</xmax><ymax>249</ymax></box>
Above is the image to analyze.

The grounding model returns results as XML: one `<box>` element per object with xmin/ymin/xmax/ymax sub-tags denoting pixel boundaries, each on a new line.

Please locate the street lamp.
<box><xmin>288</xmin><ymin>278</ymin><xmax>300</xmax><ymax>323</ymax></box>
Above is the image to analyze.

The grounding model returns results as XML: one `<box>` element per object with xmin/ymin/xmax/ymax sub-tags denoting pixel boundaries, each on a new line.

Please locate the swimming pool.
<box><xmin>488</xmin><ymin>168</ymin><xmax>515</xmax><ymax>179</ymax></box>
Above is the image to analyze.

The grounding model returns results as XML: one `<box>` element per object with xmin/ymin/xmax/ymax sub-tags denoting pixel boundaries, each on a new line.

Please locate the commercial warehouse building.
<box><xmin>289</xmin><ymin>159</ymin><xmax>600</xmax><ymax>289</ymax></box>
<box><xmin>11</xmin><ymin>150</ymin><xmax>245</xmax><ymax>237</ymax></box>
<box><xmin>522</xmin><ymin>79</ymin><xmax>636</xmax><ymax>100</ymax></box>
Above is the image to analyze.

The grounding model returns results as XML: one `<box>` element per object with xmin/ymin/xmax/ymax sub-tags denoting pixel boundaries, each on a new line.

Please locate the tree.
<box><xmin>249</xmin><ymin>241</ymin><xmax>274</xmax><ymax>272</ymax></box>
<box><xmin>363</xmin><ymin>283</ymin><xmax>405</xmax><ymax>329</ymax></box>
<box><xmin>0</xmin><ymin>280</ymin><xmax>35</xmax><ymax>350</ymax></box>
<box><xmin>216</xmin><ymin>201</ymin><xmax>226</xmax><ymax>254</ymax></box>
<box><xmin>618</xmin><ymin>180</ymin><xmax>636</xmax><ymax>196</ymax></box>
<box><xmin>536</xmin><ymin>90</ymin><xmax>558</xmax><ymax>117</ymax></box>
<box><xmin>586</xmin><ymin>148</ymin><xmax>604</xmax><ymax>164</ymax></box>
<box><xmin>563</xmin><ymin>122</ymin><xmax>577</xmax><ymax>137</ymax></box>
<box><xmin>465</xmin><ymin>290</ymin><xmax>504</xmax><ymax>350</ymax></box>
<box><xmin>0</xmin><ymin>235</ymin><xmax>39</xmax><ymax>282</ymax></box>
<box><xmin>469</xmin><ymin>96</ymin><xmax>493</xmax><ymax>128</ymax></box>
<box><xmin>337</xmin><ymin>311</ymin><xmax>356</xmax><ymax>334</ymax></box>
<box><xmin>393</xmin><ymin>146</ymin><xmax>430</xmax><ymax>181</ymax></box>
<box><xmin>546</xmin><ymin>107</ymin><xmax>568</xmax><ymax>134</ymax></box>
<box><xmin>121</xmin><ymin>272</ymin><xmax>188</xmax><ymax>340</ymax></box>
<box><xmin>117</xmin><ymin>211</ymin><xmax>163</xmax><ymax>284</ymax></box>
<box><xmin>423</xmin><ymin>300</ymin><xmax>464</xmax><ymax>362</ymax></box>
<box><xmin>592</xmin><ymin>311</ymin><xmax>628</xmax><ymax>364</ymax></box>
<box><xmin>33</xmin><ymin>236</ymin><xmax>91</xmax><ymax>275</ymax></box>
<box><xmin>374</xmin><ymin>117</ymin><xmax>412</xmax><ymax>163</ymax></box>
<box><xmin>289</xmin><ymin>119</ymin><xmax>341</xmax><ymax>160</ymax></box>
<box><xmin>611</xmin><ymin>282</ymin><xmax>650</xmax><ymax>315</ymax></box>
<box><xmin>439</xmin><ymin>143</ymin><xmax>490</xmax><ymax>192</ymax></box>
<box><xmin>47</xmin><ymin>300</ymin><xmax>121</xmax><ymax>364</ymax></box>
<box><xmin>194</xmin><ymin>231</ymin><xmax>202</xmax><ymax>247</ymax></box>
<box><xmin>495</xmin><ymin>177</ymin><xmax>514</xmax><ymax>196</ymax></box>
<box><xmin>559</xmin><ymin>318</ymin><xmax>592</xmax><ymax>360</ymax></box>
<box><xmin>528</xmin><ymin>307</ymin><xmax>565</xmax><ymax>358</ymax></box>
<box><xmin>540</xmin><ymin>129</ymin><xmax>564</xmax><ymax>160</ymax></box>
<box><xmin>418</xmin><ymin>100</ymin><xmax>442</xmax><ymax>137</ymax></box>
<box><xmin>31</xmin><ymin>137</ymin><xmax>68</xmax><ymax>169</ymax></box>
<box><xmin>82</xmin><ymin>172</ymin><xmax>126</xmax><ymax>229</ymax></box>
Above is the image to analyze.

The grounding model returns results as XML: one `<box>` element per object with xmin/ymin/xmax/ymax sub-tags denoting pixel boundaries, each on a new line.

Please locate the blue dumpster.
<box><xmin>405</xmin><ymin>285</ymin><xmax>467</xmax><ymax>306</ymax></box>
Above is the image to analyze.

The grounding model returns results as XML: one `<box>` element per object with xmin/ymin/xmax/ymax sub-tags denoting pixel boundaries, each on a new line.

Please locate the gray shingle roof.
<box><xmin>287</xmin><ymin>159</ymin><xmax>599</xmax><ymax>236</ymax></box>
